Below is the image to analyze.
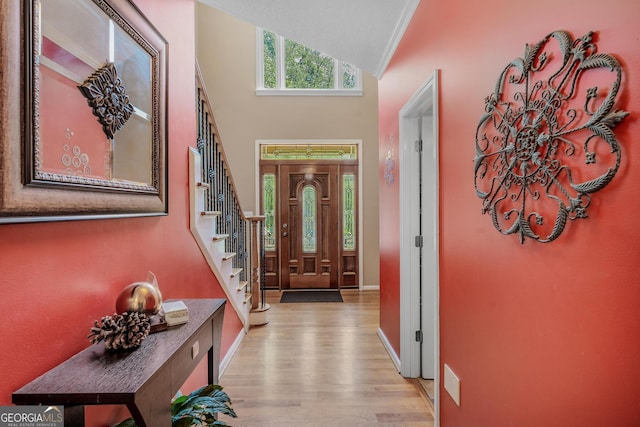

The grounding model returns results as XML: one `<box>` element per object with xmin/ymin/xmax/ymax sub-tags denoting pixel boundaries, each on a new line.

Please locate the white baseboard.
<box><xmin>362</xmin><ymin>284</ymin><xmax>380</xmax><ymax>291</ymax></box>
<box><xmin>377</xmin><ymin>327</ymin><xmax>401</xmax><ymax>372</ymax></box>
<box><xmin>219</xmin><ymin>328</ymin><xmax>246</xmax><ymax>379</ymax></box>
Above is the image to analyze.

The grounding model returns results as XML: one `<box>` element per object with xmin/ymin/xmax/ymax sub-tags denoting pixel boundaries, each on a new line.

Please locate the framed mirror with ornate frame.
<box><xmin>0</xmin><ymin>0</ymin><xmax>167</xmax><ymax>223</ymax></box>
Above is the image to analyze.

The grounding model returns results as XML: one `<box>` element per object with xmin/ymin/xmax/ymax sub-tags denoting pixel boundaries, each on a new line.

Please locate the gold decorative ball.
<box><xmin>115</xmin><ymin>282</ymin><xmax>163</xmax><ymax>315</ymax></box>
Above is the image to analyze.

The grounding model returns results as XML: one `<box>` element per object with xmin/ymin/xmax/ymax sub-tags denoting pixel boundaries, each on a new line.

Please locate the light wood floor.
<box><xmin>218</xmin><ymin>290</ymin><xmax>434</xmax><ymax>427</ymax></box>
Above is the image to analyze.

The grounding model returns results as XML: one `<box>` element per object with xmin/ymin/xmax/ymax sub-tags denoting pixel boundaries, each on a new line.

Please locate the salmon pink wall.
<box><xmin>0</xmin><ymin>1</ymin><xmax>243</xmax><ymax>425</ymax></box>
<box><xmin>379</xmin><ymin>129</ymin><xmax>401</xmax><ymax>352</ymax></box>
<box><xmin>379</xmin><ymin>0</ymin><xmax>640</xmax><ymax>425</ymax></box>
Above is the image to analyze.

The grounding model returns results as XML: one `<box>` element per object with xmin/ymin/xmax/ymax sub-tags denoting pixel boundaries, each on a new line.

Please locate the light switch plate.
<box><xmin>444</xmin><ymin>363</ymin><xmax>461</xmax><ymax>406</ymax></box>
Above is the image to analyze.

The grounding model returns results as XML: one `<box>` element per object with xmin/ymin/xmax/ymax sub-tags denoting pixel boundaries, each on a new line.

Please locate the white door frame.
<box><xmin>399</xmin><ymin>70</ymin><xmax>440</xmax><ymax>425</ymax></box>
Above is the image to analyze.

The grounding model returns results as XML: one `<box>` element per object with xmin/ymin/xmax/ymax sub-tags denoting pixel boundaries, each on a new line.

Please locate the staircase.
<box><xmin>188</xmin><ymin>148</ymin><xmax>249</xmax><ymax>329</ymax></box>
<box><xmin>189</xmin><ymin>65</ymin><xmax>268</xmax><ymax>331</ymax></box>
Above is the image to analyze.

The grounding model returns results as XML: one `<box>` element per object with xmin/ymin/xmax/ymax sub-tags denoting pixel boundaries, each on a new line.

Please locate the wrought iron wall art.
<box><xmin>474</xmin><ymin>30</ymin><xmax>628</xmax><ymax>243</ymax></box>
<box><xmin>384</xmin><ymin>133</ymin><xmax>395</xmax><ymax>185</ymax></box>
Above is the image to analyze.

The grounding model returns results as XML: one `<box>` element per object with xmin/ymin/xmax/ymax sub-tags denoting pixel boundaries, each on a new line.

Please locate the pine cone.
<box><xmin>88</xmin><ymin>311</ymin><xmax>151</xmax><ymax>351</ymax></box>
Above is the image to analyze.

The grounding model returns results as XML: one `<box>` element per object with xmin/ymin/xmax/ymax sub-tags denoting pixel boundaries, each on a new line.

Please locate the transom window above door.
<box><xmin>256</xmin><ymin>29</ymin><xmax>362</xmax><ymax>96</ymax></box>
<box><xmin>260</xmin><ymin>144</ymin><xmax>358</xmax><ymax>160</ymax></box>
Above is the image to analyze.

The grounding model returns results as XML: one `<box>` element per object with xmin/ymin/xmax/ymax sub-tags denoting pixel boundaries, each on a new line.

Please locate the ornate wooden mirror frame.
<box><xmin>0</xmin><ymin>0</ymin><xmax>167</xmax><ymax>223</ymax></box>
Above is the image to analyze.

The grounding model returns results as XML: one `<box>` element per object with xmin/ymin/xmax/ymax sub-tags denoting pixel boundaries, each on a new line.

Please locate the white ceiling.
<box><xmin>197</xmin><ymin>0</ymin><xmax>420</xmax><ymax>79</ymax></box>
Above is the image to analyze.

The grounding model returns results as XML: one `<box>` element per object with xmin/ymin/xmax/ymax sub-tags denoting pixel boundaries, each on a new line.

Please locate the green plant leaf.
<box><xmin>171</xmin><ymin>385</ymin><xmax>222</xmax><ymax>414</ymax></box>
<box><xmin>174</xmin><ymin>398</ymin><xmax>221</xmax><ymax>418</ymax></box>
<box><xmin>172</xmin><ymin>395</ymin><xmax>189</xmax><ymax>405</ymax></box>
<box><xmin>194</xmin><ymin>384</ymin><xmax>224</xmax><ymax>397</ymax></box>
<box><xmin>119</xmin><ymin>384</ymin><xmax>236</xmax><ymax>427</ymax></box>
<box><xmin>174</xmin><ymin>389</ymin><xmax>235</xmax><ymax>416</ymax></box>
<box><xmin>172</xmin><ymin>417</ymin><xmax>195</xmax><ymax>427</ymax></box>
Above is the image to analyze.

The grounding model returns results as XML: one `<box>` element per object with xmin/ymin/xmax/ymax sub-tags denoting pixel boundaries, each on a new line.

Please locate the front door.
<box><xmin>279</xmin><ymin>164</ymin><xmax>339</xmax><ymax>289</ymax></box>
<box><xmin>260</xmin><ymin>159</ymin><xmax>358</xmax><ymax>290</ymax></box>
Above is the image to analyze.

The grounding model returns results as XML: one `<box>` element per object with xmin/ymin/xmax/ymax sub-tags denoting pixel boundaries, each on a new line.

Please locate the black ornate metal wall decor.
<box><xmin>78</xmin><ymin>62</ymin><xmax>134</xmax><ymax>140</ymax></box>
<box><xmin>384</xmin><ymin>133</ymin><xmax>395</xmax><ymax>185</ymax></box>
<box><xmin>474</xmin><ymin>30</ymin><xmax>628</xmax><ymax>243</ymax></box>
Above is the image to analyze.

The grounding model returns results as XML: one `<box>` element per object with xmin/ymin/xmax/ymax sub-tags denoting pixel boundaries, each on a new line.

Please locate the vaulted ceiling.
<box><xmin>197</xmin><ymin>0</ymin><xmax>420</xmax><ymax>79</ymax></box>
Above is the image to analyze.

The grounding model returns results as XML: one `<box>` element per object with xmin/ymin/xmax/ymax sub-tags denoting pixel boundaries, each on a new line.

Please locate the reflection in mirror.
<box><xmin>35</xmin><ymin>0</ymin><xmax>157</xmax><ymax>192</ymax></box>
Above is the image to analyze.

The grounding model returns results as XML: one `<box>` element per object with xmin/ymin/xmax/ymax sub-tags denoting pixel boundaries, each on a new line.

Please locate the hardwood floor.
<box><xmin>217</xmin><ymin>290</ymin><xmax>434</xmax><ymax>426</ymax></box>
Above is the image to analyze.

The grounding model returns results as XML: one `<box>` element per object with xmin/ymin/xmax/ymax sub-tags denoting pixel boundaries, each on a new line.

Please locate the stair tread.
<box><xmin>237</xmin><ymin>281</ymin><xmax>249</xmax><ymax>291</ymax></box>
<box><xmin>230</xmin><ymin>268</ymin><xmax>243</xmax><ymax>277</ymax></box>
<box><xmin>212</xmin><ymin>234</ymin><xmax>229</xmax><ymax>241</ymax></box>
<box><xmin>201</xmin><ymin>210</ymin><xmax>222</xmax><ymax>217</ymax></box>
<box><xmin>222</xmin><ymin>252</ymin><xmax>236</xmax><ymax>261</ymax></box>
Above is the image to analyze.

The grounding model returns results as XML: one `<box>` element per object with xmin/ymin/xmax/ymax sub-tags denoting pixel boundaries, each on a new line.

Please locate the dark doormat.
<box><xmin>279</xmin><ymin>290</ymin><xmax>343</xmax><ymax>303</ymax></box>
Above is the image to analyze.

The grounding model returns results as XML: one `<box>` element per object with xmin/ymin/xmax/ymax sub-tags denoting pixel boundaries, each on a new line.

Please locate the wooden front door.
<box><xmin>279</xmin><ymin>164</ymin><xmax>339</xmax><ymax>289</ymax></box>
<box><xmin>260</xmin><ymin>160</ymin><xmax>358</xmax><ymax>290</ymax></box>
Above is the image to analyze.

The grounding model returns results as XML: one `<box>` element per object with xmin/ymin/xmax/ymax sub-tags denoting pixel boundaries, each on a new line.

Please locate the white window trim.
<box><xmin>255</xmin><ymin>28</ymin><xmax>363</xmax><ymax>97</ymax></box>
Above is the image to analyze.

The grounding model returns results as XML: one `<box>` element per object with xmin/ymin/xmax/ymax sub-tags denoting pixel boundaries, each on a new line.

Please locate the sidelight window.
<box><xmin>342</xmin><ymin>174</ymin><xmax>355</xmax><ymax>250</ymax></box>
<box><xmin>262</xmin><ymin>173</ymin><xmax>276</xmax><ymax>251</ymax></box>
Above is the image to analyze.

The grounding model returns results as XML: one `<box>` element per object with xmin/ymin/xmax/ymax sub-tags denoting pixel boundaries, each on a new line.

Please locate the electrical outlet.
<box><xmin>444</xmin><ymin>363</ymin><xmax>461</xmax><ymax>406</ymax></box>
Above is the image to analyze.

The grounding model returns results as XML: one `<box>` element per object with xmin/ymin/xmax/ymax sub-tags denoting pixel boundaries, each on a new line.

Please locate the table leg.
<box><xmin>64</xmin><ymin>405</ymin><xmax>84</xmax><ymax>427</ymax></box>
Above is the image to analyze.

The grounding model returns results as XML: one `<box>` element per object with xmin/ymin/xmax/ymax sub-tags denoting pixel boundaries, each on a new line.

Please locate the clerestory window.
<box><xmin>256</xmin><ymin>29</ymin><xmax>362</xmax><ymax>96</ymax></box>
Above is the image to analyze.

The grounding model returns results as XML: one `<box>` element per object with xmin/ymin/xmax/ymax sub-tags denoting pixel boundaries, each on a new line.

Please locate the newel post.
<box><xmin>248</xmin><ymin>216</ymin><xmax>270</xmax><ymax>325</ymax></box>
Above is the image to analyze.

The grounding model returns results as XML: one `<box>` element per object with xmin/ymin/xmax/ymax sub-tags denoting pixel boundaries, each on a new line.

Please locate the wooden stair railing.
<box><xmin>189</xmin><ymin>63</ymin><xmax>269</xmax><ymax>330</ymax></box>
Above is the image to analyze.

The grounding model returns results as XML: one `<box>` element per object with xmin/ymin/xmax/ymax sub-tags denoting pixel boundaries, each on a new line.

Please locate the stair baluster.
<box><xmin>190</xmin><ymin>64</ymin><xmax>268</xmax><ymax>330</ymax></box>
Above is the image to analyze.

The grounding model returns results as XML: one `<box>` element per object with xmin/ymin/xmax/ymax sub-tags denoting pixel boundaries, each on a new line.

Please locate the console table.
<box><xmin>13</xmin><ymin>299</ymin><xmax>226</xmax><ymax>427</ymax></box>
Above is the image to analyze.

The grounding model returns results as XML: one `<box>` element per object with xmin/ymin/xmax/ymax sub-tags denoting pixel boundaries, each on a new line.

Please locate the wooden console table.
<box><xmin>13</xmin><ymin>299</ymin><xmax>226</xmax><ymax>427</ymax></box>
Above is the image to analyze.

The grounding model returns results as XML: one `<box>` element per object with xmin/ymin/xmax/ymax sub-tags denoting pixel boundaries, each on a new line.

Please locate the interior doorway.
<box><xmin>258</xmin><ymin>141</ymin><xmax>360</xmax><ymax>290</ymax></box>
<box><xmin>399</xmin><ymin>71</ymin><xmax>440</xmax><ymax>424</ymax></box>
